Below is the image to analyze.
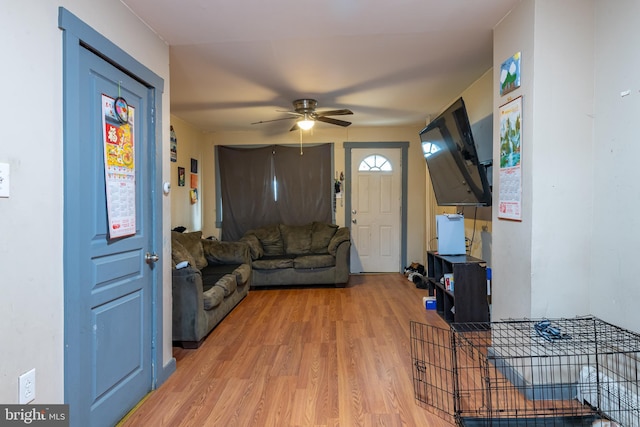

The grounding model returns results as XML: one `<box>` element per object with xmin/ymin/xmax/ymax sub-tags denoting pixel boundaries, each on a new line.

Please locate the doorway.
<box><xmin>345</xmin><ymin>142</ymin><xmax>408</xmax><ymax>273</ymax></box>
<box><xmin>59</xmin><ymin>8</ymin><xmax>167</xmax><ymax>426</ymax></box>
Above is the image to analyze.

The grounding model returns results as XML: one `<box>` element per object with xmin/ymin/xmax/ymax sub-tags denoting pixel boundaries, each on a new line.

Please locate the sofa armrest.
<box><xmin>328</xmin><ymin>227</ymin><xmax>350</xmax><ymax>256</ymax></box>
<box><xmin>202</xmin><ymin>240</ymin><xmax>251</xmax><ymax>265</ymax></box>
<box><xmin>334</xmin><ymin>239</ymin><xmax>351</xmax><ymax>285</ymax></box>
<box><xmin>239</xmin><ymin>234</ymin><xmax>264</xmax><ymax>260</ymax></box>
<box><xmin>172</xmin><ymin>266</ymin><xmax>205</xmax><ymax>343</ymax></box>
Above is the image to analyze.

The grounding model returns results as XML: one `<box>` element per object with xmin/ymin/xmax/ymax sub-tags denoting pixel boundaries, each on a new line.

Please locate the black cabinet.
<box><xmin>426</xmin><ymin>251</ymin><xmax>489</xmax><ymax>323</ymax></box>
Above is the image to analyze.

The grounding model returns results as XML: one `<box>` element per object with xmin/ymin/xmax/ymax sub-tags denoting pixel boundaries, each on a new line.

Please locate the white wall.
<box><xmin>492</xmin><ymin>0</ymin><xmax>595</xmax><ymax>321</ymax></box>
<box><xmin>590</xmin><ymin>0</ymin><xmax>640</xmax><ymax>331</ymax></box>
<box><xmin>170</xmin><ymin>115</ymin><xmax>207</xmax><ymax>232</ymax></box>
<box><xmin>529</xmin><ymin>0</ymin><xmax>594</xmax><ymax>318</ymax></box>
<box><xmin>492</xmin><ymin>0</ymin><xmax>640</xmax><ymax>334</ymax></box>
<box><xmin>492</xmin><ymin>0</ymin><xmax>536</xmax><ymax>321</ymax></box>
<box><xmin>494</xmin><ymin>0</ymin><xmax>595</xmax><ymax>319</ymax></box>
<box><xmin>0</xmin><ymin>1</ymin><xmax>171</xmax><ymax>404</ymax></box>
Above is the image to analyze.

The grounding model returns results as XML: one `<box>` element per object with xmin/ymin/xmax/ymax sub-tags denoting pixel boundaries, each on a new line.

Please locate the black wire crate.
<box><xmin>410</xmin><ymin>317</ymin><xmax>640</xmax><ymax>426</ymax></box>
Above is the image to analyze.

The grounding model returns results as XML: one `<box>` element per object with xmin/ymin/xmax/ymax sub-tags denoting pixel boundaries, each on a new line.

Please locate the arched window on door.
<box><xmin>358</xmin><ymin>154</ymin><xmax>393</xmax><ymax>171</ymax></box>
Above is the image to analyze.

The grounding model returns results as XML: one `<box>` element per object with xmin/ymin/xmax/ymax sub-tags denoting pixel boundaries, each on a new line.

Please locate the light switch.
<box><xmin>0</xmin><ymin>163</ymin><xmax>10</xmax><ymax>198</ymax></box>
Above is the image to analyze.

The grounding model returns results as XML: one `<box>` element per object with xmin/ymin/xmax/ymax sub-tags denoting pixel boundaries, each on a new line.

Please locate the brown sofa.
<box><xmin>240</xmin><ymin>222</ymin><xmax>351</xmax><ymax>288</ymax></box>
<box><xmin>171</xmin><ymin>231</ymin><xmax>251</xmax><ymax>348</ymax></box>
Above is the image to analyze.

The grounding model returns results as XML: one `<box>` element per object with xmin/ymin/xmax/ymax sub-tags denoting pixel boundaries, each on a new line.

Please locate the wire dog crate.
<box><xmin>410</xmin><ymin>317</ymin><xmax>640</xmax><ymax>426</ymax></box>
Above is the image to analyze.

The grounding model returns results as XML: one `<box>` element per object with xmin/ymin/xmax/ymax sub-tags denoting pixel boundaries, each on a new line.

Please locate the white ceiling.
<box><xmin>121</xmin><ymin>0</ymin><xmax>520</xmax><ymax>134</ymax></box>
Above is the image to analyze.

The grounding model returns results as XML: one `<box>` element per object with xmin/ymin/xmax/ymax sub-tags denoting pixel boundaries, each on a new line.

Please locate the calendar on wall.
<box><xmin>497</xmin><ymin>96</ymin><xmax>522</xmax><ymax>221</ymax></box>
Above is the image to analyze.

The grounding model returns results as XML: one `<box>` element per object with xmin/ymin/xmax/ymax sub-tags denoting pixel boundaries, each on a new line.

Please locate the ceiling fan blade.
<box><xmin>315</xmin><ymin>109</ymin><xmax>353</xmax><ymax>117</ymax></box>
<box><xmin>316</xmin><ymin>116</ymin><xmax>352</xmax><ymax>127</ymax></box>
<box><xmin>276</xmin><ymin>110</ymin><xmax>304</xmax><ymax>116</ymax></box>
<box><xmin>251</xmin><ymin>117</ymin><xmax>297</xmax><ymax>125</ymax></box>
<box><xmin>289</xmin><ymin>123</ymin><xmax>300</xmax><ymax>132</ymax></box>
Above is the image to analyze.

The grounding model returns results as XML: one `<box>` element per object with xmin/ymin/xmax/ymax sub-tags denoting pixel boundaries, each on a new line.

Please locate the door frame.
<box><xmin>59</xmin><ymin>5</ymin><xmax>173</xmax><ymax>409</ymax></box>
<box><xmin>345</xmin><ymin>142</ymin><xmax>409</xmax><ymax>272</ymax></box>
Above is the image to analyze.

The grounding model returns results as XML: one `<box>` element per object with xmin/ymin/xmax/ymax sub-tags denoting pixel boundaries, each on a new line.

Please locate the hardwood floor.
<box><xmin>119</xmin><ymin>273</ymin><xmax>455</xmax><ymax>426</ymax></box>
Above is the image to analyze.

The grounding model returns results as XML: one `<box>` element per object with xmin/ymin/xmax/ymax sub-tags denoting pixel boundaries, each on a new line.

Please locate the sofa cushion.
<box><xmin>214</xmin><ymin>274</ymin><xmax>237</xmax><ymax>296</ymax></box>
<box><xmin>328</xmin><ymin>227</ymin><xmax>350</xmax><ymax>256</ymax></box>
<box><xmin>172</xmin><ymin>231</ymin><xmax>208</xmax><ymax>270</ymax></box>
<box><xmin>311</xmin><ymin>222</ymin><xmax>339</xmax><ymax>254</ymax></box>
<box><xmin>200</xmin><ymin>264</ymin><xmax>240</xmax><ymax>291</ymax></box>
<box><xmin>240</xmin><ymin>234</ymin><xmax>264</xmax><ymax>259</ymax></box>
<box><xmin>249</xmin><ymin>225</ymin><xmax>284</xmax><ymax>256</ymax></box>
<box><xmin>252</xmin><ymin>257</ymin><xmax>294</xmax><ymax>270</ymax></box>
<box><xmin>171</xmin><ymin>239</ymin><xmax>197</xmax><ymax>269</ymax></box>
<box><xmin>293</xmin><ymin>254</ymin><xmax>336</xmax><ymax>269</ymax></box>
<box><xmin>233</xmin><ymin>263</ymin><xmax>251</xmax><ymax>285</ymax></box>
<box><xmin>279</xmin><ymin>224</ymin><xmax>312</xmax><ymax>255</ymax></box>
<box><xmin>203</xmin><ymin>285</ymin><xmax>225</xmax><ymax>310</ymax></box>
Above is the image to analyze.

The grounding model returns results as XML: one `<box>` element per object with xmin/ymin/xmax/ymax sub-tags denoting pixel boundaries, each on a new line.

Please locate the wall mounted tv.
<box><xmin>419</xmin><ymin>97</ymin><xmax>492</xmax><ymax>206</ymax></box>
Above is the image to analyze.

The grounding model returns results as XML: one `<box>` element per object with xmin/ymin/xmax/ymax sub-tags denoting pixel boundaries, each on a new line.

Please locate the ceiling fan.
<box><xmin>251</xmin><ymin>99</ymin><xmax>353</xmax><ymax>131</ymax></box>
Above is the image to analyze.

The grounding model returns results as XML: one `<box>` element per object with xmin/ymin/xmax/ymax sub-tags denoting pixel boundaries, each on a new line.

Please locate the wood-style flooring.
<box><xmin>118</xmin><ymin>273</ymin><xmax>454</xmax><ymax>426</ymax></box>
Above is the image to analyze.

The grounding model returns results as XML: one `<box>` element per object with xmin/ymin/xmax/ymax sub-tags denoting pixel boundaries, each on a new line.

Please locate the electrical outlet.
<box><xmin>19</xmin><ymin>369</ymin><xmax>36</xmax><ymax>404</ymax></box>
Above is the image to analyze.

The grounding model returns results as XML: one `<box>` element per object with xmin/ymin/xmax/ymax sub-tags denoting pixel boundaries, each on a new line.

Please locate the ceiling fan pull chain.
<box><xmin>299</xmin><ymin>129</ymin><xmax>303</xmax><ymax>155</ymax></box>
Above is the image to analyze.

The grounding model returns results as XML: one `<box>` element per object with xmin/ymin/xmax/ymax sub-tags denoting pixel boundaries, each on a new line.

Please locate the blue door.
<box><xmin>63</xmin><ymin>45</ymin><xmax>156</xmax><ymax>426</ymax></box>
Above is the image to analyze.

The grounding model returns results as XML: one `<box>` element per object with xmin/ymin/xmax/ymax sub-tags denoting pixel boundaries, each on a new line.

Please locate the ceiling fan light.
<box><xmin>297</xmin><ymin>119</ymin><xmax>314</xmax><ymax>130</ymax></box>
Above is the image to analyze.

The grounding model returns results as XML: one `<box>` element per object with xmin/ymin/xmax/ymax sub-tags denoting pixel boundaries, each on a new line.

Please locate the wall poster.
<box><xmin>500</xmin><ymin>52</ymin><xmax>521</xmax><ymax>96</ymax></box>
<box><xmin>102</xmin><ymin>94</ymin><xmax>136</xmax><ymax>238</ymax></box>
<box><xmin>170</xmin><ymin>125</ymin><xmax>177</xmax><ymax>162</ymax></box>
<box><xmin>178</xmin><ymin>167</ymin><xmax>185</xmax><ymax>186</ymax></box>
<box><xmin>498</xmin><ymin>96</ymin><xmax>523</xmax><ymax>221</ymax></box>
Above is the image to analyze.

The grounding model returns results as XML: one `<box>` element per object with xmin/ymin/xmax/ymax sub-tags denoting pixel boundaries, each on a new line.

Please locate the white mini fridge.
<box><xmin>436</xmin><ymin>214</ymin><xmax>465</xmax><ymax>255</ymax></box>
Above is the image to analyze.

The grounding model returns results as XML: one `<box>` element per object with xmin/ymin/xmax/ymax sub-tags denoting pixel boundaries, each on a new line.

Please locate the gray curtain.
<box><xmin>218</xmin><ymin>144</ymin><xmax>332</xmax><ymax>241</ymax></box>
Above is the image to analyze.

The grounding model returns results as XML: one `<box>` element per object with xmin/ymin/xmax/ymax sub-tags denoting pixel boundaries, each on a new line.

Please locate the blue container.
<box><xmin>423</xmin><ymin>297</ymin><xmax>437</xmax><ymax>310</ymax></box>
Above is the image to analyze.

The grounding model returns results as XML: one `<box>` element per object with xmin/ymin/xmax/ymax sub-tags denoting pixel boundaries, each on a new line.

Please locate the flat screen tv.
<box><xmin>419</xmin><ymin>97</ymin><xmax>492</xmax><ymax>206</ymax></box>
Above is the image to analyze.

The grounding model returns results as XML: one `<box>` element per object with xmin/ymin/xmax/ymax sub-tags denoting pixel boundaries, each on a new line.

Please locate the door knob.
<box><xmin>352</xmin><ymin>209</ymin><xmax>357</xmax><ymax>214</ymax></box>
<box><xmin>145</xmin><ymin>252</ymin><xmax>159</xmax><ymax>264</ymax></box>
<box><xmin>352</xmin><ymin>219</ymin><xmax>357</xmax><ymax>224</ymax></box>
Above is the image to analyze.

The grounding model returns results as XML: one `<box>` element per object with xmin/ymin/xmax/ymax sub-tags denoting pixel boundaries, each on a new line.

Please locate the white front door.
<box><xmin>350</xmin><ymin>148</ymin><xmax>402</xmax><ymax>272</ymax></box>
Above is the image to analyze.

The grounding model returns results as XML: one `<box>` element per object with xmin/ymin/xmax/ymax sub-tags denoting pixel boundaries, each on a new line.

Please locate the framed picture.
<box><xmin>500</xmin><ymin>52</ymin><xmax>521</xmax><ymax>96</ymax></box>
<box><xmin>170</xmin><ymin>125</ymin><xmax>177</xmax><ymax>162</ymax></box>
<box><xmin>190</xmin><ymin>158</ymin><xmax>198</xmax><ymax>174</ymax></box>
<box><xmin>190</xmin><ymin>173</ymin><xmax>198</xmax><ymax>189</ymax></box>
<box><xmin>178</xmin><ymin>167</ymin><xmax>185</xmax><ymax>187</ymax></box>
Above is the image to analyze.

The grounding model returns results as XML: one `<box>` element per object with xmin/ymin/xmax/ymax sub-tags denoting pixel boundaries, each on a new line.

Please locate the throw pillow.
<box><xmin>279</xmin><ymin>223</ymin><xmax>312</xmax><ymax>255</ymax></box>
<box><xmin>171</xmin><ymin>231</ymin><xmax>208</xmax><ymax>270</ymax></box>
<box><xmin>310</xmin><ymin>222</ymin><xmax>339</xmax><ymax>254</ymax></box>
<box><xmin>171</xmin><ymin>239</ymin><xmax>197</xmax><ymax>268</ymax></box>
<box><xmin>248</xmin><ymin>224</ymin><xmax>284</xmax><ymax>256</ymax></box>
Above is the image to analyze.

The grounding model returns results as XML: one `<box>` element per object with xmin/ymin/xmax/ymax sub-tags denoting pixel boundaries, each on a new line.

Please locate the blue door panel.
<box><xmin>92</xmin><ymin>250</ymin><xmax>142</xmax><ymax>290</ymax></box>
<box><xmin>92</xmin><ymin>292</ymin><xmax>143</xmax><ymax>399</ymax></box>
